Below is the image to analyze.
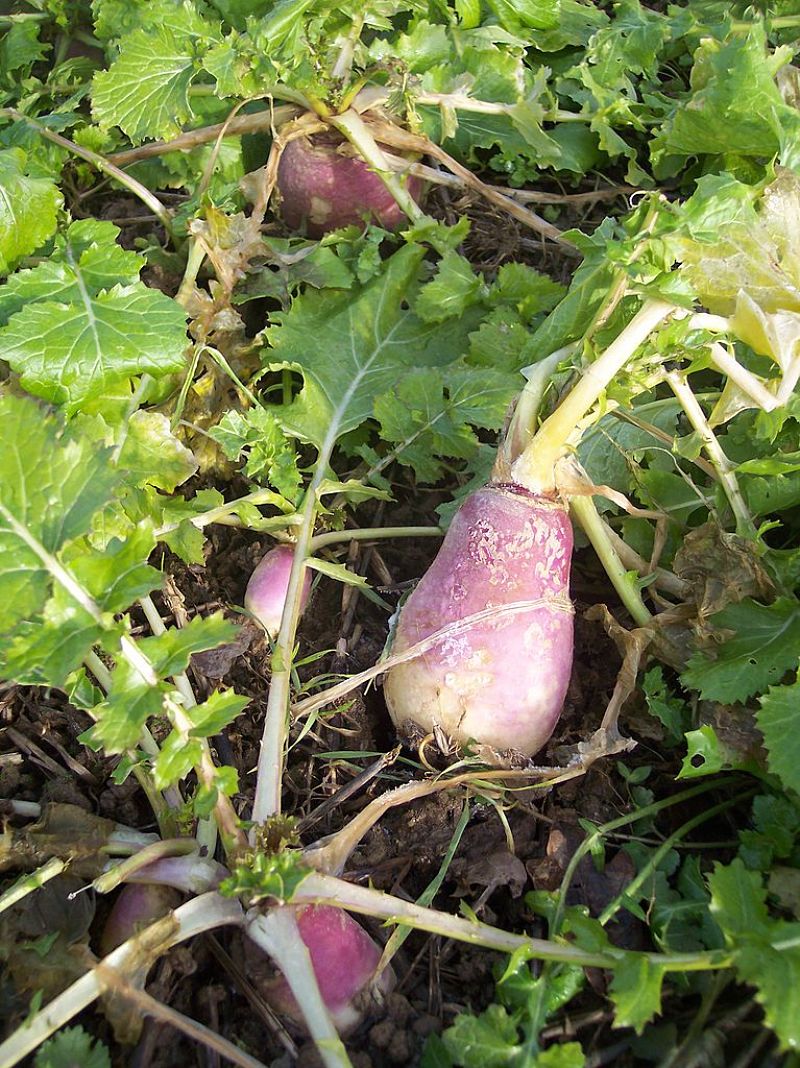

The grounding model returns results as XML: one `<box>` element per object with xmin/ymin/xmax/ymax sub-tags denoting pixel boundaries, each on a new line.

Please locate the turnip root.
<box><xmin>99</xmin><ymin>883</ymin><xmax>182</xmax><ymax>956</ymax></box>
<box><xmin>276</xmin><ymin>134</ymin><xmax>423</xmax><ymax>237</ymax></box>
<box><xmin>245</xmin><ymin>544</ymin><xmax>311</xmax><ymax>638</ymax></box>
<box><xmin>260</xmin><ymin>905</ymin><xmax>394</xmax><ymax>1033</ymax></box>
<box><xmin>384</xmin><ymin>482</ymin><xmax>574</xmax><ymax>757</ymax></box>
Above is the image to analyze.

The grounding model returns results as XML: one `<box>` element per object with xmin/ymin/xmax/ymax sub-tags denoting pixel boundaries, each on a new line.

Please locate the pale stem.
<box><xmin>94</xmin><ymin>963</ymin><xmax>269</xmax><ymax>1068</ymax></box>
<box><xmin>245</xmin><ymin>909</ymin><xmax>354</xmax><ymax>1068</ymax></box>
<box><xmin>666</xmin><ymin>371</ymin><xmax>757</xmax><ymax>539</ymax></box>
<box><xmin>707</xmin><ymin>341</ymin><xmax>779</xmax><ymax>411</ymax></box>
<box><xmin>0</xmin><ymin>892</ymin><xmax>243</xmax><ymax>1068</ymax></box>
<box><xmin>107</xmin><ymin>105</ymin><xmax>302</xmax><ymax>166</ymax></box>
<box><xmin>308</xmin><ymin>525</ymin><xmax>442</xmax><ymax>552</ymax></box>
<box><xmin>0</xmin><ymin>857</ymin><xmax>66</xmax><ymax>916</ymax></box>
<box><xmin>0</xmin><ymin>799</ymin><xmax>41</xmax><ymax>818</ymax></box>
<box><xmin>1</xmin><ymin>110</ymin><xmax>174</xmax><ymax>237</ymax></box>
<box><xmin>327</xmin><ymin>108</ymin><xmax>425</xmax><ymax>224</ymax></box>
<box><xmin>293</xmin><ymin>873</ymin><xmax>732</xmax><ymax>972</ymax></box>
<box><xmin>176</xmin><ymin>240</ymin><xmax>208</xmax><ymax>308</ymax></box>
<box><xmin>513</xmin><ymin>300</ymin><xmax>676</xmax><ymax>494</ymax></box>
<box><xmin>495</xmin><ymin>345</ymin><xmax>576</xmax><ymax>479</ymax></box>
<box><xmin>304</xmin><ymin>768</ymin><xmax>587</xmax><ymax>876</ymax></box>
<box><xmin>569</xmin><ymin>495</ymin><xmax>653</xmax><ymax>626</ymax></box>
<box><xmin>139</xmin><ymin>595</ymin><xmax>198</xmax><ymax>710</ymax></box>
<box><xmin>90</xmin><ymin>838</ymin><xmax>199</xmax><ymax>894</ymax></box>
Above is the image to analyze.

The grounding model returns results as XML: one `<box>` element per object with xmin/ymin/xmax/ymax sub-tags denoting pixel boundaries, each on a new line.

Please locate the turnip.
<box><xmin>99</xmin><ymin>883</ymin><xmax>182</xmax><ymax>956</ymax></box>
<box><xmin>258</xmin><ymin>905</ymin><xmax>394</xmax><ymax>1033</ymax></box>
<box><xmin>276</xmin><ymin>134</ymin><xmax>423</xmax><ymax>237</ymax></box>
<box><xmin>383</xmin><ymin>300</ymin><xmax>676</xmax><ymax>758</ymax></box>
<box><xmin>245</xmin><ymin>544</ymin><xmax>312</xmax><ymax>638</ymax></box>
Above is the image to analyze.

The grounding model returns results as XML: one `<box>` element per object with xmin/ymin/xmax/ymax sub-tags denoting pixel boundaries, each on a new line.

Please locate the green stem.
<box><xmin>309</xmin><ymin>525</ymin><xmax>442</xmax><ymax>552</ymax></box>
<box><xmin>154</xmin><ymin>488</ymin><xmax>296</xmax><ymax>539</ymax></box>
<box><xmin>0</xmin><ymin>858</ymin><xmax>66</xmax><ymax>916</ymax></box>
<box><xmin>597</xmin><ymin>789</ymin><xmax>756</xmax><ymax>925</ymax></box>
<box><xmin>569</xmin><ymin>495</ymin><xmax>653</xmax><ymax>626</ymax></box>
<box><xmin>513</xmin><ymin>300</ymin><xmax>676</xmax><ymax>494</ymax></box>
<box><xmin>666</xmin><ymin>371</ymin><xmax>757</xmax><ymax>540</ymax></box>
<box><xmin>550</xmin><ymin>779</ymin><xmax>727</xmax><ymax>939</ymax></box>
<box><xmin>328</xmin><ymin>108</ymin><xmax>425</xmax><ymax>224</ymax></box>
<box><xmin>1</xmin><ymin>110</ymin><xmax>174</xmax><ymax>238</ymax></box>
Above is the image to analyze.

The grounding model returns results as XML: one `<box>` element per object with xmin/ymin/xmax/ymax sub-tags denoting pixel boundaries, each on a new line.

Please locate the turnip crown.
<box><xmin>384</xmin><ymin>482</ymin><xmax>574</xmax><ymax>757</ymax></box>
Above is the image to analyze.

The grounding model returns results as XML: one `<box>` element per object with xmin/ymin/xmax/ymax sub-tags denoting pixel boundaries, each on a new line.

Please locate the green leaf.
<box><xmin>209</xmin><ymin>407</ymin><xmax>300</xmax><ymax>499</ymax></box>
<box><xmin>89</xmin><ymin>669</ymin><xmax>166</xmax><ymax>753</ymax></box>
<box><xmin>708</xmin><ymin>858</ymin><xmax>770</xmax><ymax>939</ymax></box>
<box><xmin>66</xmin><ymin>523</ymin><xmax>161</xmax><ymax>613</ymax></box>
<box><xmin>682</xmin><ymin>597</ymin><xmax>800</xmax><ymax>703</ymax></box>
<box><xmin>0</xmin><ymin>284</ymin><xmax>189</xmax><ymax>411</ymax></box>
<box><xmin>265</xmin><ymin>244</ymin><xmax>475</xmax><ymax>449</ymax></box>
<box><xmin>535</xmin><ymin>1045</ymin><xmax>586</xmax><ymax>1068</ymax></box>
<box><xmin>34</xmin><ymin>1026</ymin><xmax>110</xmax><ymax>1068</ymax></box>
<box><xmin>677</xmin><ymin>725</ymin><xmax>757</xmax><ymax>780</ymax></box>
<box><xmin>0</xmin><ymin>149</ymin><xmax>62</xmax><ymax>276</ymax></box>
<box><xmin>441</xmin><ymin>1003</ymin><xmax>521</xmax><ymax>1068</ymax></box>
<box><xmin>154</xmin><ymin>729</ymin><xmax>203</xmax><ymax>788</ymax></box>
<box><xmin>373</xmin><ymin>364</ymin><xmax>518</xmax><ymax>483</ymax></box>
<box><xmin>92</xmin><ymin>23</ymin><xmax>206</xmax><ymax>143</ymax></box>
<box><xmin>0</xmin><ymin>394</ymin><xmax>118</xmax><ymax>636</ymax></box>
<box><xmin>0</xmin><ymin>218</ymin><xmax>144</xmax><ymax>325</ymax></box>
<box><xmin>118</xmin><ymin>411</ymin><xmax>198</xmax><ymax>491</ymax></box>
<box><xmin>609</xmin><ymin>955</ymin><xmax>665</xmax><ymax>1034</ymax></box>
<box><xmin>188</xmin><ymin>689</ymin><xmax>250</xmax><ymax>737</ymax></box>
<box><xmin>137</xmin><ymin>613</ymin><xmax>240</xmax><ymax>678</ymax></box>
<box><xmin>651</xmin><ymin>27</ymin><xmax>794</xmax><ymax>170</ymax></box>
<box><xmin>757</xmin><ymin>675</ymin><xmax>800</xmax><ymax>795</ymax></box>
<box><xmin>414</xmin><ymin>252</ymin><xmax>484</xmax><ymax>324</ymax></box>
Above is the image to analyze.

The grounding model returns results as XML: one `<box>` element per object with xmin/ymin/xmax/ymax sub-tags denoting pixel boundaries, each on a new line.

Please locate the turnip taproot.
<box><xmin>99</xmin><ymin>883</ymin><xmax>182</xmax><ymax>956</ymax></box>
<box><xmin>245</xmin><ymin>544</ymin><xmax>311</xmax><ymax>638</ymax></box>
<box><xmin>260</xmin><ymin>905</ymin><xmax>394</xmax><ymax>1033</ymax></box>
<box><xmin>383</xmin><ymin>300</ymin><xmax>676</xmax><ymax>759</ymax></box>
<box><xmin>276</xmin><ymin>134</ymin><xmax>423</xmax><ymax>237</ymax></box>
<box><xmin>384</xmin><ymin>483</ymin><xmax>574</xmax><ymax>756</ymax></box>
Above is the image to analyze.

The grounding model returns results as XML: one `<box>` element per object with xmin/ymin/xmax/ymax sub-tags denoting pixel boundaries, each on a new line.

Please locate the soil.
<box><xmin>0</xmin><ymin>196</ymin><xmax>755</xmax><ymax>1067</ymax></box>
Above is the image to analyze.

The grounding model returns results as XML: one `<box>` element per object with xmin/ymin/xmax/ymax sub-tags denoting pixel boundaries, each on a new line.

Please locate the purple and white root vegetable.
<box><xmin>261</xmin><ymin>905</ymin><xmax>395</xmax><ymax>1033</ymax></box>
<box><xmin>245</xmin><ymin>544</ymin><xmax>311</xmax><ymax>639</ymax></box>
<box><xmin>99</xmin><ymin>883</ymin><xmax>182</xmax><ymax>956</ymax></box>
<box><xmin>384</xmin><ymin>482</ymin><xmax>574</xmax><ymax>757</ymax></box>
<box><xmin>276</xmin><ymin>134</ymin><xmax>423</xmax><ymax>237</ymax></box>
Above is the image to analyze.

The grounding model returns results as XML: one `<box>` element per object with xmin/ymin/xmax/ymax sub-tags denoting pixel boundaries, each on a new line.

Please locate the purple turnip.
<box><xmin>245</xmin><ymin>544</ymin><xmax>311</xmax><ymax>638</ymax></box>
<box><xmin>261</xmin><ymin>905</ymin><xmax>394</xmax><ymax>1033</ymax></box>
<box><xmin>276</xmin><ymin>134</ymin><xmax>423</xmax><ymax>237</ymax></box>
<box><xmin>99</xmin><ymin>883</ymin><xmax>182</xmax><ymax>956</ymax></box>
<box><xmin>382</xmin><ymin>300</ymin><xmax>675</xmax><ymax>760</ymax></box>
<box><xmin>384</xmin><ymin>484</ymin><xmax>574</xmax><ymax>757</ymax></box>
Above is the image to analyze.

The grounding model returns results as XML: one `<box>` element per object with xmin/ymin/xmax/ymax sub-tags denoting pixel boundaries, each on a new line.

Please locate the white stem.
<box><xmin>666</xmin><ymin>371</ymin><xmax>757</xmax><ymax>538</ymax></box>
<box><xmin>708</xmin><ymin>342</ymin><xmax>778</xmax><ymax>411</ymax></box>
<box><xmin>513</xmin><ymin>300</ymin><xmax>676</xmax><ymax>493</ymax></box>
<box><xmin>0</xmin><ymin>858</ymin><xmax>66</xmax><ymax>916</ymax></box>
<box><xmin>0</xmin><ymin>893</ymin><xmax>243</xmax><ymax>1068</ymax></box>
<box><xmin>245</xmin><ymin>909</ymin><xmax>353</xmax><ymax>1068</ymax></box>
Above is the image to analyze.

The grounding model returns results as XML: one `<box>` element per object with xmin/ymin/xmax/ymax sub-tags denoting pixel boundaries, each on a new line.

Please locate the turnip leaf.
<box><xmin>0</xmin><ymin>149</ymin><xmax>62</xmax><ymax>276</ymax></box>
<box><xmin>757</xmin><ymin>676</ymin><xmax>800</xmax><ymax>796</ymax></box>
<box><xmin>374</xmin><ymin>364</ymin><xmax>518</xmax><ymax>483</ymax></box>
<box><xmin>92</xmin><ymin>18</ymin><xmax>216</xmax><ymax>143</ymax></box>
<box><xmin>264</xmin><ymin>243</ymin><xmax>482</xmax><ymax>450</ymax></box>
<box><xmin>608</xmin><ymin>956</ymin><xmax>665</xmax><ymax>1035</ymax></box>
<box><xmin>0</xmin><ymin>285</ymin><xmax>188</xmax><ymax>411</ymax></box>
<box><xmin>0</xmin><ymin>394</ymin><xmax>118</xmax><ymax>635</ymax></box>
<box><xmin>681</xmin><ymin>597</ymin><xmax>800</xmax><ymax>703</ymax></box>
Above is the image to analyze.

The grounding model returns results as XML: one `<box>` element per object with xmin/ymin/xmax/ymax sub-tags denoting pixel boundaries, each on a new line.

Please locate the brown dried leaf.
<box><xmin>674</xmin><ymin>521</ymin><xmax>774</xmax><ymax>621</ymax></box>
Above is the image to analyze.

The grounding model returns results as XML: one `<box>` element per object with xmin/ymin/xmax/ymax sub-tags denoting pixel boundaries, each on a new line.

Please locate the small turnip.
<box><xmin>99</xmin><ymin>883</ymin><xmax>182</xmax><ymax>956</ymax></box>
<box><xmin>276</xmin><ymin>134</ymin><xmax>423</xmax><ymax>237</ymax></box>
<box><xmin>245</xmin><ymin>544</ymin><xmax>312</xmax><ymax>639</ymax></box>
<box><xmin>384</xmin><ymin>482</ymin><xmax>574</xmax><ymax>757</ymax></box>
<box><xmin>260</xmin><ymin>905</ymin><xmax>394</xmax><ymax>1033</ymax></box>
